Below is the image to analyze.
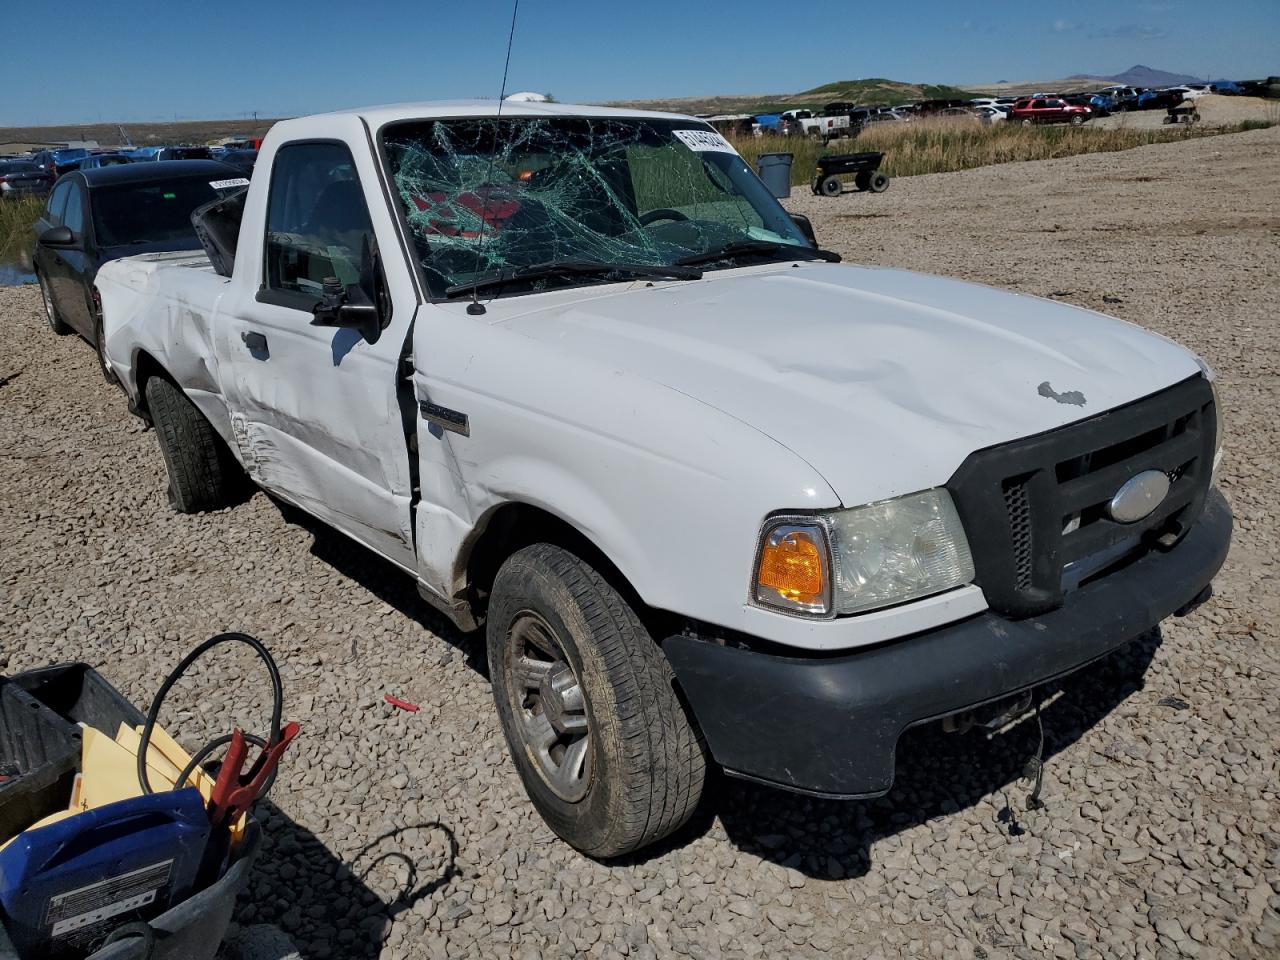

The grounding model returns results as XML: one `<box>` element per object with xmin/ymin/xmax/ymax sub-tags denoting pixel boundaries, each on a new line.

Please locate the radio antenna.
<box><xmin>467</xmin><ymin>0</ymin><xmax>521</xmax><ymax>317</ymax></box>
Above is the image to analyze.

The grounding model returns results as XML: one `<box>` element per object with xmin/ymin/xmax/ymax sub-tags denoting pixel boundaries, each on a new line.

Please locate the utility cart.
<box><xmin>1162</xmin><ymin>104</ymin><xmax>1201</xmax><ymax>125</ymax></box>
<box><xmin>811</xmin><ymin>152</ymin><xmax>889</xmax><ymax>197</ymax></box>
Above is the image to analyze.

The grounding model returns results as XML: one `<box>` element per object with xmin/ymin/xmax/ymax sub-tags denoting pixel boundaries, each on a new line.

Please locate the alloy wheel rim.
<box><xmin>505</xmin><ymin>610</ymin><xmax>592</xmax><ymax>802</ymax></box>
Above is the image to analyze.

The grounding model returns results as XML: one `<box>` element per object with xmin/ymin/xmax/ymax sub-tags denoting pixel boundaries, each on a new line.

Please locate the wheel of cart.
<box><xmin>818</xmin><ymin>174</ymin><xmax>842</xmax><ymax>197</ymax></box>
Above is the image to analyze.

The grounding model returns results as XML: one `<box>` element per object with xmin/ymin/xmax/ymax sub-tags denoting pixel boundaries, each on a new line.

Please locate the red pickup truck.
<box><xmin>1010</xmin><ymin>97</ymin><xmax>1091</xmax><ymax>126</ymax></box>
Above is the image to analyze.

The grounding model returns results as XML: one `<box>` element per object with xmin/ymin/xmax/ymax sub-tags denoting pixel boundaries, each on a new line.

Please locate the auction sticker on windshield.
<box><xmin>673</xmin><ymin>129</ymin><xmax>737</xmax><ymax>154</ymax></box>
<box><xmin>209</xmin><ymin>178</ymin><xmax>250</xmax><ymax>190</ymax></box>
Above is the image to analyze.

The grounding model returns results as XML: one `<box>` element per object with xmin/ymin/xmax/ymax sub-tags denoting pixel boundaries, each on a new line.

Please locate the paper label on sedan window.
<box><xmin>673</xmin><ymin>129</ymin><xmax>737</xmax><ymax>154</ymax></box>
<box><xmin>209</xmin><ymin>178</ymin><xmax>250</xmax><ymax>190</ymax></box>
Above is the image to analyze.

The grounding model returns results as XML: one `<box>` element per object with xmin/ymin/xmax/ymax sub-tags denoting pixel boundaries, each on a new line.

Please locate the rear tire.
<box><xmin>487</xmin><ymin>543</ymin><xmax>707</xmax><ymax>858</ymax></box>
<box><xmin>868</xmin><ymin>171</ymin><xmax>890</xmax><ymax>193</ymax></box>
<box><xmin>144</xmin><ymin>376</ymin><xmax>237</xmax><ymax>513</ymax></box>
<box><xmin>39</xmin><ymin>272</ymin><xmax>70</xmax><ymax>335</ymax></box>
<box><xmin>1070</xmin><ymin>113</ymin><xmax>1086</xmax><ymax>126</ymax></box>
<box><xmin>819</xmin><ymin>174</ymin><xmax>843</xmax><ymax>197</ymax></box>
<box><xmin>853</xmin><ymin>171</ymin><xmax>871</xmax><ymax>191</ymax></box>
<box><xmin>92</xmin><ymin>301</ymin><xmax>117</xmax><ymax>386</ymax></box>
<box><xmin>1021</xmin><ymin>118</ymin><xmax>1033</xmax><ymax>126</ymax></box>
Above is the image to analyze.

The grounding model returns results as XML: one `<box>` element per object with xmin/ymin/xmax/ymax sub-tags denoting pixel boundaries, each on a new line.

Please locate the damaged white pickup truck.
<box><xmin>97</xmin><ymin>100</ymin><xmax>1231</xmax><ymax>857</ymax></box>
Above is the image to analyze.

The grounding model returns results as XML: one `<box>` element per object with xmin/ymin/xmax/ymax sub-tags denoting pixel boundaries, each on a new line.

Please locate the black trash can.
<box><xmin>757</xmin><ymin>153</ymin><xmax>794</xmax><ymax>199</ymax></box>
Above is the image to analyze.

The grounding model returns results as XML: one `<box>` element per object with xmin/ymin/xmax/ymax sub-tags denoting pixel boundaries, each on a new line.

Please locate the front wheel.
<box><xmin>487</xmin><ymin>543</ymin><xmax>707</xmax><ymax>858</ymax></box>
<box><xmin>867</xmin><ymin>171</ymin><xmax>890</xmax><ymax>193</ymax></box>
<box><xmin>819</xmin><ymin>174</ymin><xmax>843</xmax><ymax>197</ymax></box>
<box><xmin>1021</xmin><ymin>118</ymin><xmax>1034</xmax><ymax>126</ymax></box>
<box><xmin>1070</xmin><ymin>113</ymin><xmax>1086</xmax><ymax>126</ymax></box>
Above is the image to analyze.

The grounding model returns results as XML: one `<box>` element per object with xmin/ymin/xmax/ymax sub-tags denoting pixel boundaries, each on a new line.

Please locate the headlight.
<box><xmin>753</xmin><ymin>489</ymin><xmax>974</xmax><ymax>618</ymax></box>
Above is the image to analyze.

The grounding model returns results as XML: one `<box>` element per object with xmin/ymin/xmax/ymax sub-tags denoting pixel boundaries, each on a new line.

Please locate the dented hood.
<box><xmin>495</xmin><ymin>263</ymin><xmax>1202</xmax><ymax>506</ymax></box>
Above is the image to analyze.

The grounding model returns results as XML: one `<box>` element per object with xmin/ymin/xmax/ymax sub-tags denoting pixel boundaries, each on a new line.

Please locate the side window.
<box><xmin>1031</xmin><ymin>100</ymin><xmax>1047</xmax><ymax>109</ymax></box>
<box><xmin>264</xmin><ymin>142</ymin><xmax>377</xmax><ymax>304</ymax></box>
<box><xmin>45</xmin><ymin>181</ymin><xmax>71</xmax><ymax>226</ymax></box>
<box><xmin>63</xmin><ymin>181</ymin><xmax>84</xmax><ymax>236</ymax></box>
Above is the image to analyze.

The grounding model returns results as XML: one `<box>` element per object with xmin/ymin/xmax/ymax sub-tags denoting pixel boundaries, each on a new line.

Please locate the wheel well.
<box><xmin>130</xmin><ymin>350</ymin><xmax>167</xmax><ymax>420</ymax></box>
<box><xmin>463</xmin><ymin>503</ymin><xmax>668</xmax><ymax>633</ymax></box>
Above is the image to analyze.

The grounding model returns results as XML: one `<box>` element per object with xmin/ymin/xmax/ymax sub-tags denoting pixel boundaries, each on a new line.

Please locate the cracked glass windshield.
<box><xmin>382</xmin><ymin>116</ymin><xmax>811</xmax><ymax>297</ymax></box>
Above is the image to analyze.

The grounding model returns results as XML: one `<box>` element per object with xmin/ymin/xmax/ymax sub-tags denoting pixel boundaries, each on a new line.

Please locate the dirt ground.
<box><xmin>2</xmin><ymin>126</ymin><xmax>1279</xmax><ymax>959</ymax></box>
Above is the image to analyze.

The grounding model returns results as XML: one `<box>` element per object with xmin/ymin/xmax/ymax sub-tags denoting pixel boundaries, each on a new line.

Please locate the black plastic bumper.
<box><xmin>665</xmin><ymin>488</ymin><xmax>1232</xmax><ymax>799</ymax></box>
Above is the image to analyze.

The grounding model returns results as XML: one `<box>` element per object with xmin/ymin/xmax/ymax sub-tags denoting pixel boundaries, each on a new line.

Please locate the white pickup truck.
<box><xmin>98</xmin><ymin>100</ymin><xmax>1231</xmax><ymax>857</ymax></box>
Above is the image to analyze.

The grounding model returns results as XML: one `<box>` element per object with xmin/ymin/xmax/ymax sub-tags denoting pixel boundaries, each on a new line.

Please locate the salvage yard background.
<box><xmin>2</xmin><ymin>125</ymin><xmax>1278</xmax><ymax>959</ymax></box>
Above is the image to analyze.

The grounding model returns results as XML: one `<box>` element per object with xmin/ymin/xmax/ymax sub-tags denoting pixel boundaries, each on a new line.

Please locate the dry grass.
<box><xmin>0</xmin><ymin>197</ymin><xmax>42</xmax><ymax>266</ymax></box>
<box><xmin>727</xmin><ymin>117</ymin><xmax>1274</xmax><ymax>185</ymax></box>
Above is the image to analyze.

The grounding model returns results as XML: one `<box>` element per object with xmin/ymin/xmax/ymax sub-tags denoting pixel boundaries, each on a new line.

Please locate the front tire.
<box><xmin>488</xmin><ymin>543</ymin><xmax>707</xmax><ymax>858</ymax></box>
<box><xmin>39</xmin><ymin>272</ymin><xmax>70</xmax><ymax>335</ymax></box>
<box><xmin>144</xmin><ymin>376</ymin><xmax>238</xmax><ymax>513</ymax></box>
<box><xmin>1070</xmin><ymin>113</ymin><xmax>1086</xmax><ymax>126</ymax></box>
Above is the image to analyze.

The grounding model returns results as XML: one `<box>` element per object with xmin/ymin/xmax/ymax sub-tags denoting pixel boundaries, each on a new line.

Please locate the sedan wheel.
<box><xmin>39</xmin><ymin>273</ymin><xmax>71</xmax><ymax>335</ymax></box>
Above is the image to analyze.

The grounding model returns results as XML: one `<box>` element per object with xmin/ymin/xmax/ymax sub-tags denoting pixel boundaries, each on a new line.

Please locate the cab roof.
<box><xmin>292</xmin><ymin>99</ymin><xmax>701</xmax><ymax>133</ymax></box>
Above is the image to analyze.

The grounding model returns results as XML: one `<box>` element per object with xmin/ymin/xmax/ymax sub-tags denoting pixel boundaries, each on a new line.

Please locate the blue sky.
<box><xmin>2</xmin><ymin>0</ymin><xmax>1277</xmax><ymax>126</ymax></box>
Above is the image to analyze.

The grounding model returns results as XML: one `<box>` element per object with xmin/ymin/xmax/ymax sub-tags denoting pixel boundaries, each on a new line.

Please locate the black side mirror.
<box><xmin>790</xmin><ymin>213</ymin><xmax>818</xmax><ymax>247</ymax></box>
<box><xmin>40</xmin><ymin>225</ymin><xmax>75</xmax><ymax>247</ymax></box>
<box><xmin>311</xmin><ymin>277</ymin><xmax>381</xmax><ymax>342</ymax></box>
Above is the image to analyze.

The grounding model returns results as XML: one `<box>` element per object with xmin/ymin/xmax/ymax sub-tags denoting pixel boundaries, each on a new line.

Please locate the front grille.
<box><xmin>947</xmin><ymin>376</ymin><xmax>1216</xmax><ymax>618</ymax></box>
<box><xmin>1002</xmin><ymin>475</ymin><xmax>1035</xmax><ymax>591</ymax></box>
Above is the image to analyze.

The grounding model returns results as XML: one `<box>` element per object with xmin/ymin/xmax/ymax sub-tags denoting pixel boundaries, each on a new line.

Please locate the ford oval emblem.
<box><xmin>1107</xmin><ymin>470</ymin><xmax>1171</xmax><ymax>524</ymax></box>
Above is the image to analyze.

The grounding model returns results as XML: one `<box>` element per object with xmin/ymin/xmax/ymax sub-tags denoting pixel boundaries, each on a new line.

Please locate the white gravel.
<box><xmin>3</xmin><ymin>125</ymin><xmax>1279</xmax><ymax>959</ymax></box>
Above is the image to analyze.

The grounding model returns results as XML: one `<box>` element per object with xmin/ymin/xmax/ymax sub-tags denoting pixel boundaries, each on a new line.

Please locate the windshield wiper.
<box><xmin>675</xmin><ymin>240</ymin><xmax>841</xmax><ymax>268</ymax></box>
<box><xmin>445</xmin><ymin>260</ymin><xmax>702</xmax><ymax>299</ymax></box>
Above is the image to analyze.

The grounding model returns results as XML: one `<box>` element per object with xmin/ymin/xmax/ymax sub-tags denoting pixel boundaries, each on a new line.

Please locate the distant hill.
<box><xmin>607</xmin><ymin>78</ymin><xmax>980</xmax><ymax>116</ymax></box>
<box><xmin>1068</xmin><ymin>64</ymin><xmax>1201</xmax><ymax>87</ymax></box>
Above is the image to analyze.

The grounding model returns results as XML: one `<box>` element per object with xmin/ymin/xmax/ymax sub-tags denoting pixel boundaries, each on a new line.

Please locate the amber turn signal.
<box><xmin>754</xmin><ymin>523</ymin><xmax>830</xmax><ymax>615</ymax></box>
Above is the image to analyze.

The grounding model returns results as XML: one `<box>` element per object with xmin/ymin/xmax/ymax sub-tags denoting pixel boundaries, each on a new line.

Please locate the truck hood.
<box><xmin>495</xmin><ymin>263</ymin><xmax>1202</xmax><ymax>506</ymax></box>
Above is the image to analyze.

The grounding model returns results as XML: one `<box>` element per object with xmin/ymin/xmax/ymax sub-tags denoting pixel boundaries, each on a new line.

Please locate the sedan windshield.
<box><xmin>92</xmin><ymin>178</ymin><xmax>221</xmax><ymax>247</ymax></box>
<box><xmin>382</xmin><ymin>116</ymin><xmax>812</xmax><ymax>297</ymax></box>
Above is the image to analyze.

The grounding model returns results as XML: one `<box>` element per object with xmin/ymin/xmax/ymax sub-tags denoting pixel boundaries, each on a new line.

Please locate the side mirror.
<box><xmin>40</xmin><ymin>225</ymin><xmax>75</xmax><ymax>247</ymax></box>
<box><xmin>790</xmin><ymin>213</ymin><xmax>818</xmax><ymax>247</ymax></box>
<box><xmin>311</xmin><ymin>277</ymin><xmax>381</xmax><ymax>342</ymax></box>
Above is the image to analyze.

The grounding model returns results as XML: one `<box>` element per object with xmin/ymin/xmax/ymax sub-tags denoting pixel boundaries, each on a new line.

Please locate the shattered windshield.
<box><xmin>382</xmin><ymin>116</ymin><xmax>810</xmax><ymax>297</ymax></box>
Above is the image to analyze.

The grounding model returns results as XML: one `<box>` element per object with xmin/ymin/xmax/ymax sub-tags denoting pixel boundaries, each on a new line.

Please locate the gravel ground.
<box><xmin>3</xmin><ymin>126</ymin><xmax>1279</xmax><ymax>960</ymax></box>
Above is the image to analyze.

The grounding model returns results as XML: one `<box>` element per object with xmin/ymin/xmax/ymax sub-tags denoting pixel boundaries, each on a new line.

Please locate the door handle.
<box><xmin>241</xmin><ymin>331</ymin><xmax>269</xmax><ymax>356</ymax></box>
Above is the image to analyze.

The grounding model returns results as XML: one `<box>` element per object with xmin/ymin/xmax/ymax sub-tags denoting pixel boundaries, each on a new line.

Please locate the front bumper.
<box><xmin>665</xmin><ymin>488</ymin><xmax>1232</xmax><ymax>798</ymax></box>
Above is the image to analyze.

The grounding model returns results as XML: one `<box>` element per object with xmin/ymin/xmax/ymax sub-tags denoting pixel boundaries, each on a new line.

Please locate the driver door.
<box><xmin>219</xmin><ymin>138</ymin><xmax>419</xmax><ymax>571</ymax></box>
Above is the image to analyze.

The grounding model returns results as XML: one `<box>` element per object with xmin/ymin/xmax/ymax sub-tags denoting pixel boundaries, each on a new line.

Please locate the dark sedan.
<box><xmin>34</xmin><ymin>160</ymin><xmax>249</xmax><ymax>378</ymax></box>
<box><xmin>0</xmin><ymin>159</ymin><xmax>54</xmax><ymax>199</ymax></box>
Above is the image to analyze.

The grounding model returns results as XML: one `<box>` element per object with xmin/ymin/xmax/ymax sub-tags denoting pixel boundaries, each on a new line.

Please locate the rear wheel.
<box><xmin>39</xmin><ymin>272</ymin><xmax>70</xmax><ymax>335</ymax></box>
<box><xmin>92</xmin><ymin>296</ymin><xmax>117</xmax><ymax>385</ymax></box>
<box><xmin>1070</xmin><ymin>113</ymin><xmax>1086</xmax><ymax>126</ymax></box>
<box><xmin>144</xmin><ymin>376</ymin><xmax>238</xmax><ymax>513</ymax></box>
<box><xmin>868</xmin><ymin>171</ymin><xmax>890</xmax><ymax>193</ymax></box>
<box><xmin>488</xmin><ymin>543</ymin><xmax>707</xmax><ymax>858</ymax></box>
<box><xmin>853</xmin><ymin>170</ymin><xmax>871</xmax><ymax>191</ymax></box>
<box><xmin>819</xmin><ymin>174</ymin><xmax>843</xmax><ymax>197</ymax></box>
<box><xmin>1021</xmin><ymin>118</ymin><xmax>1034</xmax><ymax>127</ymax></box>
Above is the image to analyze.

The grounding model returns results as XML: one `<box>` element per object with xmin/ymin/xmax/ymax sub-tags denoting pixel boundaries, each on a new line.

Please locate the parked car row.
<box><xmin>1</xmin><ymin>140</ymin><xmax>260</xmax><ymax>200</ymax></box>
